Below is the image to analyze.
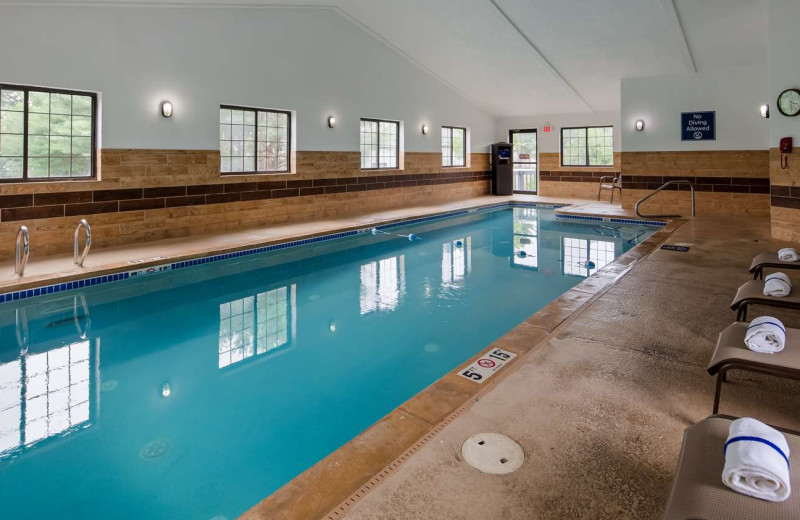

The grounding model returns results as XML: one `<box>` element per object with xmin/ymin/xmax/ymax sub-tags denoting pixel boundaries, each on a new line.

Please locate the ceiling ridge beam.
<box><xmin>487</xmin><ymin>0</ymin><xmax>594</xmax><ymax>113</ymax></box>
<box><xmin>659</xmin><ymin>0</ymin><xmax>697</xmax><ymax>73</ymax></box>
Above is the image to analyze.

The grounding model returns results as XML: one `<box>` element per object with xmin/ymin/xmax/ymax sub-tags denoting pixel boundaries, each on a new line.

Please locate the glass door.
<box><xmin>509</xmin><ymin>129</ymin><xmax>538</xmax><ymax>194</ymax></box>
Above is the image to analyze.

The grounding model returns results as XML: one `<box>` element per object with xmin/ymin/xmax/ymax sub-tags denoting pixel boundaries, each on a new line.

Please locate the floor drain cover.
<box><xmin>461</xmin><ymin>433</ymin><xmax>524</xmax><ymax>474</ymax></box>
<box><xmin>139</xmin><ymin>438</ymin><xmax>170</xmax><ymax>462</ymax></box>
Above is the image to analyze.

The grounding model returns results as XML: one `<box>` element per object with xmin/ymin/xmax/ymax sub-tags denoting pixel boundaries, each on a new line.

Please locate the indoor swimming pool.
<box><xmin>0</xmin><ymin>205</ymin><xmax>657</xmax><ymax>520</ymax></box>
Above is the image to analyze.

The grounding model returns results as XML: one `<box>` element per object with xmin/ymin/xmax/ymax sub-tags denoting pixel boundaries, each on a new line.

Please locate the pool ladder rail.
<box><xmin>11</xmin><ymin>219</ymin><xmax>91</xmax><ymax>278</ymax></box>
<box><xmin>634</xmin><ymin>180</ymin><xmax>696</xmax><ymax>219</ymax></box>
<box><xmin>74</xmin><ymin>219</ymin><xmax>92</xmax><ymax>267</ymax></box>
<box><xmin>15</xmin><ymin>226</ymin><xmax>29</xmax><ymax>277</ymax></box>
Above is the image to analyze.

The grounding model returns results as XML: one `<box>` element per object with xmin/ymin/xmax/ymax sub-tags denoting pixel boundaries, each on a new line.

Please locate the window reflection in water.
<box><xmin>219</xmin><ymin>285</ymin><xmax>296</xmax><ymax>369</ymax></box>
<box><xmin>562</xmin><ymin>237</ymin><xmax>615</xmax><ymax>277</ymax></box>
<box><xmin>442</xmin><ymin>238</ymin><xmax>471</xmax><ymax>288</ymax></box>
<box><xmin>360</xmin><ymin>255</ymin><xmax>406</xmax><ymax>315</ymax></box>
<box><xmin>0</xmin><ymin>339</ymin><xmax>95</xmax><ymax>458</ymax></box>
<box><xmin>513</xmin><ymin>208</ymin><xmax>538</xmax><ymax>269</ymax></box>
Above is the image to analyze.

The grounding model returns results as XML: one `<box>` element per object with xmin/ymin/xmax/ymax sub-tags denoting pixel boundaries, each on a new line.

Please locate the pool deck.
<box><xmin>318</xmin><ymin>216</ymin><xmax>800</xmax><ymax>520</ymax></box>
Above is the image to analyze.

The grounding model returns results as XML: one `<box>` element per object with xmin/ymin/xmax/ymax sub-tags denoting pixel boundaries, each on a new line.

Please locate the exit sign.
<box><xmin>542</xmin><ymin>126</ymin><xmax>551</xmax><ymax>133</ymax></box>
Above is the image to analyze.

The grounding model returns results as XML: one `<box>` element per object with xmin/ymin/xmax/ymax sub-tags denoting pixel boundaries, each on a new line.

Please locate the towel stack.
<box><xmin>744</xmin><ymin>316</ymin><xmax>786</xmax><ymax>353</ymax></box>
<box><xmin>778</xmin><ymin>248</ymin><xmax>799</xmax><ymax>262</ymax></box>
<box><xmin>764</xmin><ymin>272</ymin><xmax>792</xmax><ymax>297</ymax></box>
<box><xmin>723</xmin><ymin>417</ymin><xmax>791</xmax><ymax>502</ymax></box>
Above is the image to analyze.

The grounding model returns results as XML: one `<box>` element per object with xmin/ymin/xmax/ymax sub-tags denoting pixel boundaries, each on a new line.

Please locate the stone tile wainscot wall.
<box><xmin>538</xmin><ymin>152</ymin><xmax>621</xmax><ymax>200</ymax></box>
<box><xmin>0</xmin><ymin>150</ymin><xmax>490</xmax><ymax>260</ymax></box>
<box><xmin>770</xmin><ymin>147</ymin><xmax>800</xmax><ymax>242</ymax></box>
<box><xmin>620</xmin><ymin>151</ymin><xmax>770</xmax><ymax>217</ymax></box>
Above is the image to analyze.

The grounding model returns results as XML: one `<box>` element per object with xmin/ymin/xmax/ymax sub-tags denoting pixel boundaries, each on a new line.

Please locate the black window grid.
<box><xmin>560</xmin><ymin>126</ymin><xmax>614</xmax><ymax>167</ymax></box>
<box><xmin>442</xmin><ymin>126</ymin><xmax>466</xmax><ymax>168</ymax></box>
<box><xmin>219</xmin><ymin>105</ymin><xmax>292</xmax><ymax>175</ymax></box>
<box><xmin>0</xmin><ymin>84</ymin><xmax>97</xmax><ymax>183</ymax></box>
<box><xmin>360</xmin><ymin>118</ymin><xmax>399</xmax><ymax>170</ymax></box>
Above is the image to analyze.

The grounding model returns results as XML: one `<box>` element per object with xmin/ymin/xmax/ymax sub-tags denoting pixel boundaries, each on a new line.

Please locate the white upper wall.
<box><xmin>621</xmin><ymin>66</ymin><xmax>769</xmax><ymax>152</ymax></box>
<box><xmin>495</xmin><ymin>112</ymin><xmax>621</xmax><ymax>154</ymax></box>
<box><xmin>0</xmin><ymin>5</ymin><xmax>495</xmax><ymax>152</ymax></box>
<box><xmin>767</xmin><ymin>0</ymin><xmax>800</xmax><ymax>143</ymax></box>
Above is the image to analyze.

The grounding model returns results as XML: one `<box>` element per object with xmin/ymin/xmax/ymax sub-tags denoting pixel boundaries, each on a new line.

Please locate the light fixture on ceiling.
<box><xmin>328</xmin><ymin>116</ymin><xmax>336</xmax><ymax>128</ymax></box>
<box><xmin>760</xmin><ymin>104</ymin><xmax>770</xmax><ymax>118</ymax></box>
<box><xmin>635</xmin><ymin>119</ymin><xmax>645</xmax><ymax>132</ymax></box>
<box><xmin>422</xmin><ymin>124</ymin><xmax>429</xmax><ymax>135</ymax></box>
<box><xmin>160</xmin><ymin>101</ymin><xmax>173</xmax><ymax>118</ymax></box>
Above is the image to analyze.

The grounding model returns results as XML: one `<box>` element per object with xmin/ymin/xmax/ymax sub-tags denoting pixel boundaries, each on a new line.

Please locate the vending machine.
<box><xmin>491</xmin><ymin>142</ymin><xmax>513</xmax><ymax>195</ymax></box>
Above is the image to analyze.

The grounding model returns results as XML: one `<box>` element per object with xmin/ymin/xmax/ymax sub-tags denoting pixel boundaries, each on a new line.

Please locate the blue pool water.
<box><xmin>0</xmin><ymin>206</ymin><xmax>655</xmax><ymax>519</ymax></box>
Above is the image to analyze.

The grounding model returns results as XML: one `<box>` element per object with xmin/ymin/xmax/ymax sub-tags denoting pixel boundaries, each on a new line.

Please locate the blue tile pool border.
<box><xmin>554</xmin><ymin>212</ymin><xmax>667</xmax><ymax>227</ymax></box>
<box><xmin>0</xmin><ymin>202</ymin><xmax>664</xmax><ymax>305</ymax></box>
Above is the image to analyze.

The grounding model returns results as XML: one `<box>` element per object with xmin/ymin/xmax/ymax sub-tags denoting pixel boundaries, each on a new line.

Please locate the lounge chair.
<box><xmin>663</xmin><ymin>414</ymin><xmax>800</xmax><ymax>519</ymax></box>
<box><xmin>707</xmin><ymin>322</ymin><xmax>800</xmax><ymax>414</ymax></box>
<box><xmin>730</xmin><ymin>280</ymin><xmax>800</xmax><ymax>321</ymax></box>
<box><xmin>750</xmin><ymin>252</ymin><xmax>800</xmax><ymax>280</ymax></box>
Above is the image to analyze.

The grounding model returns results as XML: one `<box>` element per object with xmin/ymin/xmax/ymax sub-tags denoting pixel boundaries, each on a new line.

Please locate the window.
<box><xmin>220</xmin><ymin>105</ymin><xmax>291</xmax><ymax>174</ymax></box>
<box><xmin>561</xmin><ymin>126</ymin><xmax>613</xmax><ymax>167</ymax></box>
<box><xmin>218</xmin><ymin>285</ymin><xmax>294</xmax><ymax>368</ymax></box>
<box><xmin>562</xmin><ymin>237</ymin><xmax>615</xmax><ymax>277</ymax></box>
<box><xmin>360</xmin><ymin>255</ymin><xmax>405</xmax><ymax>315</ymax></box>
<box><xmin>360</xmin><ymin>119</ymin><xmax>399</xmax><ymax>169</ymax></box>
<box><xmin>442</xmin><ymin>126</ymin><xmax>466</xmax><ymax>167</ymax></box>
<box><xmin>0</xmin><ymin>85</ymin><xmax>96</xmax><ymax>181</ymax></box>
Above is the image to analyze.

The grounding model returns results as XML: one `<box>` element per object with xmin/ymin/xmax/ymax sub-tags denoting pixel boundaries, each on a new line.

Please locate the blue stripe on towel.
<box><xmin>724</xmin><ymin>436</ymin><xmax>790</xmax><ymax>467</ymax></box>
<box><xmin>747</xmin><ymin>321</ymin><xmax>786</xmax><ymax>334</ymax></box>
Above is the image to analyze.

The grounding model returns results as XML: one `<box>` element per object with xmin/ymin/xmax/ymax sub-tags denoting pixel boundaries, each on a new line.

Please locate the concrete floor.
<box><xmin>337</xmin><ymin>216</ymin><xmax>800</xmax><ymax>519</ymax></box>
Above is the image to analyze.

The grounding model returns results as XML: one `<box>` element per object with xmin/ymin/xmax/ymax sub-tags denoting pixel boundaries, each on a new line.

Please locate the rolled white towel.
<box><xmin>723</xmin><ymin>417</ymin><xmax>791</xmax><ymax>502</ymax></box>
<box><xmin>778</xmin><ymin>248</ymin><xmax>799</xmax><ymax>262</ymax></box>
<box><xmin>764</xmin><ymin>272</ymin><xmax>792</xmax><ymax>297</ymax></box>
<box><xmin>744</xmin><ymin>316</ymin><xmax>786</xmax><ymax>353</ymax></box>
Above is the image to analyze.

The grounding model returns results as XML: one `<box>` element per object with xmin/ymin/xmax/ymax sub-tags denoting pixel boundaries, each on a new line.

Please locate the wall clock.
<box><xmin>778</xmin><ymin>88</ymin><xmax>800</xmax><ymax>117</ymax></box>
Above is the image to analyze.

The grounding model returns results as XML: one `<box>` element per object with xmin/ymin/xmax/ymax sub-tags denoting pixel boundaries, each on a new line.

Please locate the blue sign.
<box><xmin>681</xmin><ymin>111</ymin><xmax>715</xmax><ymax>141</ymax></box>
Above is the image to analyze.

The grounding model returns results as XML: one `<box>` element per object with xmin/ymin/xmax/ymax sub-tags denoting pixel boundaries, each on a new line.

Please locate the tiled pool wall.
<box><xmin>0</xmin><ymin>202</ymin><xmax>665</xmax><ymax>305</ymax></box>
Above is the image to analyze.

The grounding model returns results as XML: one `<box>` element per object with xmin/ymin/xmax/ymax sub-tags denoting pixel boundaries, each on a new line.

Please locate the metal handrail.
<box><xmin>74</xmin><ymin>219</ymin><xmax>92</xmax><ymax>267</ymax></box>
<box><xmin>634</xmin><ymin>180</ymin><xmax>696</xmax><ymax>219</ymax></box>
<box><xmin>15</xmin><ymin>226</ymin><xmax>29</xmax><ymax>276</ymax></box>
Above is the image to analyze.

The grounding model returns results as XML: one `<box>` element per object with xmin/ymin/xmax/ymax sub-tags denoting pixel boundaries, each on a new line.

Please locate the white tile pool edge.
<box><xmin>0</xmin><ymin>202</ymin><xmax>665</xmax><ymax>305</ymax></box>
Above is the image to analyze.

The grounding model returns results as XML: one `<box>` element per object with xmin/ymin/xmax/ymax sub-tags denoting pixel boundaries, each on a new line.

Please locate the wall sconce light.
<box><xmin>160</xmin><ymin>101</ymin><xmax>173</xmax><ymax>118</ymax></box>
<box><xmin>328</xmin><ymin>116</ymin><xmax>336</xmax><ymax>128</ymax></box>
<box><xmin>422</xmin><ymin>124</ymin><xmax>429</xmax><ymax>134</ymax></box>
<box><xmin>760</xmin><ymin>104</ymin><xmax>770</xmax><ymax>118</ymax></box>
<box><xmin>635</xmin><ymin>119</ymin><xmax>645</xmax><ymax>132</ymax></box>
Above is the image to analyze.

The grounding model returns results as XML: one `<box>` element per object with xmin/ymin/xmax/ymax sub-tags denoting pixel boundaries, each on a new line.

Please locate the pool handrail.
<box><xmin>74</xmin><ymin>219</ymin><xmax>92</xmax><ymax>267</ymax></box>
<box><xmin>635</xmin><ymin>180</ymin><xmax>695</xmax><ymax>219</ymax></box>
<box><xmin>15</xmin><ymin>226</ymin><xmax>29</xmax><ymax>277</ymax></box>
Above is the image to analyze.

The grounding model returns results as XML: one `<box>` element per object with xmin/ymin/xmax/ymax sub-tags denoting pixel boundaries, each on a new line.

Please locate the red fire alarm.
<box><xmin>542</xmin><ymin>126</ymin><xmax>551</xmax><ymax>133</ymax></box>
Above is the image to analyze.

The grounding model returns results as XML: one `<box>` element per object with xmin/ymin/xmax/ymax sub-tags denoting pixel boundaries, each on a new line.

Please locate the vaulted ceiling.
<box><xmin>11</xmin><ymin>0</ymin><xmax>768</xmax><ymax>116</ymax></box>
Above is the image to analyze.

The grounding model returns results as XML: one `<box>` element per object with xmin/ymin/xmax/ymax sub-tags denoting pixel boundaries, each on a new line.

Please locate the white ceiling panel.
<box><xmin>6</xmin><ymin>0</ymin><xmax>768</xmax><ymax>117</ymax></box>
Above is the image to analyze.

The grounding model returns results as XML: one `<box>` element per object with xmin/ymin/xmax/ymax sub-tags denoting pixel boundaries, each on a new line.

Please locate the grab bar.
<box><xmin>15</xmin><ymin>307</ymin><xmax>29</xmax><ymax>354</ymax></box>
<box><xmin>15</xmin><ymin>226</ymin><xmax>29</xmax><ymax>276</ymax></box>
<box><xmin>634</xmin><ymin>180</ymin><xmax>696</xmax><ymax>219</ymax></box>
<box><xmin>74</xmin><ymin>219</ymin><xmax>92</xmax><ymax>267</ymax></box>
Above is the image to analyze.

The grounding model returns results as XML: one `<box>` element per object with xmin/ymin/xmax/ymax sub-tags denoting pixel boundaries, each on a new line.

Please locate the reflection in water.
<box><xmin>0</xmin><ymin>340</ymin><xmax>95</xmax><ymax>458</ymax></box>
<box><xmin>360</xmin><ymin>256</ymin><xmax>406</xmax><ymax>315</ymax></box>
<box><xmin>513</xmin><ymin>208</ymin><xmax>539</xmax><ymax>269</ymax></box>
<box><xmin>219</xmin><ymin>285</ymin><xmax>296</xmax><ymax>368</ymax></box>
<box><xmin>442</xmin><ymin>238</ymin><xmax>471</xmax><ymax>287</ymax></box>
<box><xmin>562</xmin><ymin>237</ymin><xmax>615</xmax><ymax>277</ymax></box>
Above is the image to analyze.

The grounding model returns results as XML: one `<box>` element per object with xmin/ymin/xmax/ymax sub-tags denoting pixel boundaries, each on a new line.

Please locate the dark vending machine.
<box><xmin>491</xmin><ymin>142</ymin><xmax>513</xmax><ymax>195</ymax></box>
